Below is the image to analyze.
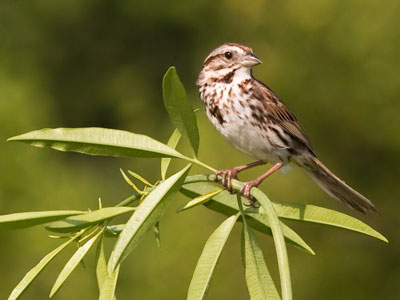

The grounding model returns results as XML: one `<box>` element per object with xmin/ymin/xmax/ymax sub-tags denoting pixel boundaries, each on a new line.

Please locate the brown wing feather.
<box><xmin>252</xmin><ymin>79</ymin><xmax>313</xmax><ymax>151</ymax></box>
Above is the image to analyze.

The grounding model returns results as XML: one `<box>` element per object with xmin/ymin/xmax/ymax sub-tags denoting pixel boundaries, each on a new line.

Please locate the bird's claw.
<box><xmin>215</xmin><ymin>170</ymin><xmax>261</xmax><ymax>207</ymax></box>
<box><xmin>215</xmin><ymin>169</ymin><xmax>239</xmax><ymax>193</ymax></box>
<box><xmin>240</xmin><ymin>180</ymin><xmax>260</xmax><ymax>208</ymax></box>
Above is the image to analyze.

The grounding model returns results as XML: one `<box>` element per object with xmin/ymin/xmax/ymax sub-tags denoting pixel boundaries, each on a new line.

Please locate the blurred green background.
<box><xmin>1</xmin><ymin>0</ymin><xmax>399</xmax><ymax>299</ymax></box>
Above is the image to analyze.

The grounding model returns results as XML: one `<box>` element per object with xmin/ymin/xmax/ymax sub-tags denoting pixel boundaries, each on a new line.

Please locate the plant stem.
<box><xmin>236</xmin><ymin>193</ymin><xmax>247</xmax><ymax>226</ymax></box>
<box><xmin>116</xmin><ymin>194</ymin><xmax>141</xmax><ymax>207</ymax></box>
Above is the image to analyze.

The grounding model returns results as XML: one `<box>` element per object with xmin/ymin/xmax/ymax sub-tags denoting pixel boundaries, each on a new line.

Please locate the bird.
<box><xmin>196</xmin><ymin>42</ymin><xmax>376</xmax><ymax>213</ymax></box>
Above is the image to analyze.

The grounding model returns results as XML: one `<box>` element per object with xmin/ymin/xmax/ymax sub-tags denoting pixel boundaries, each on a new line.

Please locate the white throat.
<box><xmin>231</xmin><ymin>67</ymin><xmax>253</xmax><ymax>82</ymax></box>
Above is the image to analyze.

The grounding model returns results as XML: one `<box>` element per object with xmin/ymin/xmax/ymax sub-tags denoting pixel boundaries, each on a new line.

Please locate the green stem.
<box><xmin>78</xmin><ymin>226</ymin><xmax>101</xmax><ymax>245</ymax></box>
<box><xmin>236</xmin><ymin>193</ymin><xmax>247</xmax><ymax>225</ymax></box>
<box><xmin>116</xmin><ymin>194</ymin><xmax>141</xmax><ymax>207</ymax></box>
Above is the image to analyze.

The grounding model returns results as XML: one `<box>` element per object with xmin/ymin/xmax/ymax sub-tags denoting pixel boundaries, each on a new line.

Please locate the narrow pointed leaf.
<box><xmin>0</xmin><ymin>211</ymin><xmax>83</xmax><ymax>230</ymax></box>
<box><xmin>96</xmin><ymin>237</ymin><xmax>118</xmax><ymax>300</ymax></box>
<box><xmin>50</xmin><ymin>230</ymin><xmax>103</xmax><ymax>297</ymax></box>
<box><xmin>182</xmin><ymin>175</ymin><xmax>386</xmax><ymax>243</ymax></box>
<box><xmin>45</xmin><ymin>207</ymin><xmax>135</xmax><ymax>233</ymax></box>
<box><xmin>8</xmin><ymin>233</ymin><xmax>81</xmax><ymax>300</ymax></box>
<box><xmin>182</xmin><ymin>175</ymin><xmax>292</xmax><ymax>300</ymax></box>
<box><xmin>251</xmin><ymin>188</ymin><xmax>292</xmax><ymax>300</ymax></box>
<box><xmin>163</xmin><ymin>67</ymin><xmax>199</xmax><ymax>155</ymax></box>
<box><xmin>99</xmin><ymin>265</ymin><xmax>120</xmax><ymax>300</ymax></box>
<box><xmin>120</xmin><ymin>169</ymin><xmax>143</xmax><ymax>194</ymax></box>
<box><xmin>181</xmin><ymin>181</ymin><xmax>314</xmax><ymax>255</ymax></box>
<box><xmin>188</xmin><ymin>214</ymin><xmax>239</xmax><ymax>300</ymax></box>
<box><xmin>242</xmin><ymin>226</ymin><xmax>281</xmax><ymax>300</ymax></box>
<box><xmin>96</xmin><ymin>235</ymin><xmax>108</xmax><ymax>292</ymax></box>
<box><xmin>272</xmin><ymin>202</ymin><xmax>388</xmax><ymax>242</ymax></box>
<box><xmin>127</xmin><ymin>170</ymin><xmax>152</xmax><ymax>187</ymax></box>
<box><xmin>177</xmin><ymin>189</ymin><xmax>223</xmax><ymax>212</ymax></box>
<box><xmin>109</xmin><ymin>164</ymin><xmax>191</xmax><ymax>271</ymax></box>
<box><xmin>161</xmin><ymin>128</ymin><xmax>182</xmax><ymax>180</ymax></box>
<box><xmin>8</xmin><ymin>127</ymin><xmax>188</xmax><ymax>159</ymax></box>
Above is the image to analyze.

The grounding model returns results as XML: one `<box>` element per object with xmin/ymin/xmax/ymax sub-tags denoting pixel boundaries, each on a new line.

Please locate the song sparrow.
<box><xmin>196</xmin><ymin>43</ymin><xmax>376</xmax><ymax>213</ymax></box>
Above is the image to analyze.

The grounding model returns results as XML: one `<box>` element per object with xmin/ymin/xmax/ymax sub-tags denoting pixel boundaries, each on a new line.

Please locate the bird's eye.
<box><xmin>224</xmin><ymin>51</ymin><xmax>233</xmax><ymax>59</ymax></box>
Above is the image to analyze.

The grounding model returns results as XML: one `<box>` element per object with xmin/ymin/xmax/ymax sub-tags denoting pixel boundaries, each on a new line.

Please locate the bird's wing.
<box><xmin>252</xmin><ymin>79</ymin><xmax>313</xmax><ymax>151</ymax></box>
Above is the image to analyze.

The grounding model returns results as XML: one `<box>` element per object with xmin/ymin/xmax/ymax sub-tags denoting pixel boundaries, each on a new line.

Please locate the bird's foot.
<box><xmin>215</xmin><ymin>168</ymin><xmax>239</xmax><ymax>192</ymax></box>
<box><xmin>240</xmin><ymin>179</ymin><xmax>262</xmax><ymax>208</ymax></box>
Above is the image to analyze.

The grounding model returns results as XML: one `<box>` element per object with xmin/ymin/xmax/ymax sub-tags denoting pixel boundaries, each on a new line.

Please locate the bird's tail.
<box><xmin>295</xmin><ymin>155</ymin><xmax>376</xmax><ymax>213</ymax></box>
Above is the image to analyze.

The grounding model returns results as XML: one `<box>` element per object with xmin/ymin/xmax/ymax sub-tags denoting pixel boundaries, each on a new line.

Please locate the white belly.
<box><xmin>203</xmin><ymin>83</ymin><xmax>290</xmax><ymax>163</ymax></box>
<box><xmin>208</xmin><ymin>109</ymin><xmax>281</xmax><ymax>162</ymax></box>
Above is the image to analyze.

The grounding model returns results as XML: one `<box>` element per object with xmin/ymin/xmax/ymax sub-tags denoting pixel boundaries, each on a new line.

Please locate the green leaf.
<box><xmin>120</xmin><ymin>169</ymin><xmax>143</xmax><ymax>194</ymax></box>
<box><xmin>127</xmin><ymin>170</ymin><xmax>152</xmax><ymax>187</ymax></box>
<box><xmin>163</xmin><ymin>67</ymin><xmax>200</xmax><ymax>156</ymax></box>
<box><xmin>50</xmin><ymin>230</ymin><xmax>103</xmax><ymax>297</ymax></box>
<box><xmin>250</xmin><ymin>188</ymin><xmax>292</xmax><ymax>300</ymax></box>
<box><xmin>96</xmin><ymin>236</ymin><xmax>118</xmax><ymax>300</ymax></box>
<box><xmin>45</xmin><ymin>207</ymin><xmax>135</xmax><ymax>233</ymax></box>
<box><xmin>182</xmin><ymin>175</ymin><xmax>387</xmax><ymax>244</ymax></box>
<box><xmin>242</xmin><ymin>226</ymin><xmax>281</xmax><ymax>300</ymax></box>
<box><xmin>181</xmin><ymin>181</ymin><xmax>314</xmax><ymax>255</ymax></box>
<box><xmin>8</xmin><ymin>233</ymin><xmax>81</xmax><ymax>300</ymax></box>
<box><xmin>109</xmin><ymin>164</ymin><xmax>191</xmax><ymax>271</ymax></box>
<box><xmin>161</xmin><ymin>128</ymin><xmax>182</xmax><ymax>180</ymax></box>
<box><xmin>182</xmin><ymin>175</ymin><xmax>292</xmax><ymax>300</ymax></box>
<box><xmin>0</xmin><ymin>210</ymin><xmax>83</xmax><ymax>230</ymax></box>
<box><xmin>96</xmin><ymin>235</ymin><xmax>108</xmax><ymax>292</ymax></box>
<box><xmin>272</xmin><ymin>202</ymin><xmax>388</xmax><ymax>243</ymax></box>
<box><xmin>99</xmin><ymin>264</ymin><xmax>120</xmax><ymax>300</ymax></box>
<box><xmin>177</xmin><ymin>189</ymin><xmax>224</xmax><ymax>212</ymax></box>
<box><xmin>8</xmin><ymin>127</ymin><xmax>188</xmax><ymax>159</ymax></box>
<box><xmin>187</xmin><ymin>214</ymin><xmax>239</xmax><ymax>300</ymax></box>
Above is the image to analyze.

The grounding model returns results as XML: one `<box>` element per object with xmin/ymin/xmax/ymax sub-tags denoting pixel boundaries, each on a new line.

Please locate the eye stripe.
<box><xmin>204</xmin><ymin>52</ymin><xmax>233</xmax><ymax>66</ymax></box>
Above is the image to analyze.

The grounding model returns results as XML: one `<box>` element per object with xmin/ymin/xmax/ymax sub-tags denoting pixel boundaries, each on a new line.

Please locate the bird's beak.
<box><xmin>241</xmin><ymin>53</ymin><xmax>262</xmax><ymax>67</ymax></box>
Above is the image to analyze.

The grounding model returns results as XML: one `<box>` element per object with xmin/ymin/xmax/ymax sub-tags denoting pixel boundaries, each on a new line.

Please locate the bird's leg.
<box><xmin>240</xmin><ymin>161</ymin><xmax>283</xmax><ymax>205</ymax></box>
<box><xmin>215</xmin><ymin>160</ymin><xmax>266</xmax><ymax>192</ymax></box>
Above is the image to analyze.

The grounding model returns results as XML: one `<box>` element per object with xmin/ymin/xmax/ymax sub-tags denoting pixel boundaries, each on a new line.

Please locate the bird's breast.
<box><xmin>200</xmin><ymin>82</ymin><xmax>289</xmax><ymax>162</ymax></box>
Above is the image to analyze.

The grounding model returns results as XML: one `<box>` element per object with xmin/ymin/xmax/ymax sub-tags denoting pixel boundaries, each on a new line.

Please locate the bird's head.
<box><xmin>197</xmin><ymin>43</ymin><xmax>261</xmax><ymax>86</ymax></box>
